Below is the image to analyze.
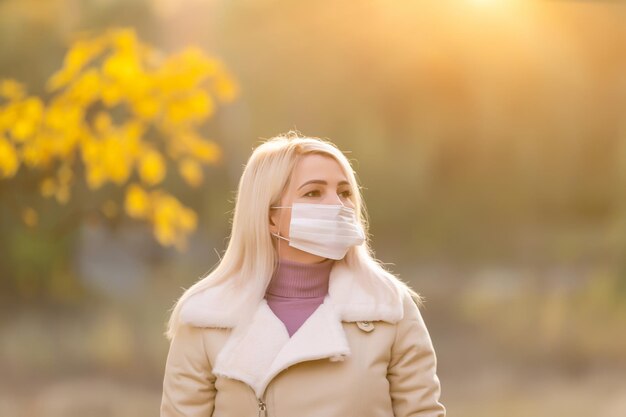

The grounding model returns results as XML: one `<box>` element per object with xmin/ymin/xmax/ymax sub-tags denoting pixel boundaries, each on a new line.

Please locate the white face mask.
<box><xmin>270</xmin><ymin>202</ymin><xmax>366</xmax><ymax>260</ymax></box>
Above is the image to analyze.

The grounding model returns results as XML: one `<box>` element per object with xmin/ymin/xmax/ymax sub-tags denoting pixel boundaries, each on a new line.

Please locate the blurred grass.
<box><xmin>1</xmin><ymin>254</ymin><xmax>625</xmax><ymax>417</ymax></box>
<box><xmin>459</xmin><ymin>268</ymin><xmax>626</xmax><ymax>369</ymax></box>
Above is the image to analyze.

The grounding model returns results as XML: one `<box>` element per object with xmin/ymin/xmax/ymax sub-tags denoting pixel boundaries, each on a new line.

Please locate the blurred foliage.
<box><xmin>459</xmin><ymin>267</ymin><xmax>626</xmax><ymax>369</ymax></box>
<box><xmin>0</xmin><ymin>27</ymin><xmax>238</xmax><ymax>251</ymax></box>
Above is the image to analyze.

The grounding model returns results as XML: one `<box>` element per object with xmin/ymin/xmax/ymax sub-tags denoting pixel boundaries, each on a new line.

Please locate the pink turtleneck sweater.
<box><xmin>264</xmin><ymin>257</ymin><xmax>335</xmax><ymax>337</ymax></box>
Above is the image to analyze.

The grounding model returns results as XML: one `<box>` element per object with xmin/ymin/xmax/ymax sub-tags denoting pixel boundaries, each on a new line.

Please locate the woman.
<box><xmin>160</xmin><ymin>131</ymin><xmax>446</xmax><ymax>417</ymax></box>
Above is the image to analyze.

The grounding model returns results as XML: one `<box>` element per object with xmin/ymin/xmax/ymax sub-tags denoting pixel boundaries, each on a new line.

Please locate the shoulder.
<box><xmin>392</xmin><ymin>285</ymin><xmax>434</xmax><ymax>348</ymax></box>
<box><xmin>399</xmin><ymin>285</ymin><xmax>423</xmax><ymax>322</ymax></box>
<box><xmin>179</xmin><ymin>280</ymin><xmax>251</xmax><ymax>329</ymax></box>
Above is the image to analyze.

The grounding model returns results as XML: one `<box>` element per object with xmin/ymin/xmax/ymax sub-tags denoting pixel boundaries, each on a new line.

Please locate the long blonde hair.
<box><xmin>164</xmin><ymin>130</ymin><xmax>422</xmax><ymax>340</ymax></box>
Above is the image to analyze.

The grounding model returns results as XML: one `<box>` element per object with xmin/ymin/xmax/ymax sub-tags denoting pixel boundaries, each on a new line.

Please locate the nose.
<box><xmin>324</xmin><ymin>193</ymin><xmax>354</xmax><ymax>208</ymax></box>
<box><xmin>324</xmin><ymin>194</ymin><xmax>345</xmax><ymax>206</ymax></box>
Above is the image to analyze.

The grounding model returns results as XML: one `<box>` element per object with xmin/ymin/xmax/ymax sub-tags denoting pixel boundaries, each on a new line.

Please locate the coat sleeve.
<box><xmin>387</xmin><ymin>290</ymin><xmax>446</xmax><ymax>417</ymax></box>
<box><xmin>160</xmin><ymin>323</ymin><xmax>216</xmax><ymax>417</ymax></box>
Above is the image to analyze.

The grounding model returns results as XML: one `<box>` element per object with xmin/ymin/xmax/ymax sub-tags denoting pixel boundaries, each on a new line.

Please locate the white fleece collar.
<box><xmin>178</xmin><ymin>260</ymin><xmax>405</xmax><ymax>398</ymax></box>
<box><xmin>179</xmin><ymin>260</ymin><xmax>404</xmax><ymax>328</ymax></box>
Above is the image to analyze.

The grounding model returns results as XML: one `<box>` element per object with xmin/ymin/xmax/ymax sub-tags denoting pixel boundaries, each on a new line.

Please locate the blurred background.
<box><xmin>1</xmin><ymin>0</ymin><xmax>626</xmax><ymax>416</ymax></box>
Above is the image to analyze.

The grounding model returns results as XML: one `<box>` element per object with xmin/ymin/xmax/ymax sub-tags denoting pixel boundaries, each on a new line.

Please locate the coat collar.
<box><xmin>179</xmin><ymin>259</ymin><xmax>405</xmax><ymax>398</ymax></box>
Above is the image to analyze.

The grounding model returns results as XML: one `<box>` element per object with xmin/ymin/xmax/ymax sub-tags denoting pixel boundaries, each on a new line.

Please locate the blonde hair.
<box><xmin>164</xmin><ymin>130</ymin><xmax>422</xmax><ymax>340</ymax></box>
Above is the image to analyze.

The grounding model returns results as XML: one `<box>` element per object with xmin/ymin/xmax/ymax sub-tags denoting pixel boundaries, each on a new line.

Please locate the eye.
<box><xmin>303</xmin><ymin>190</ymin><xmax>321</xmax><ymax>197</ymax></box>
<box><xmin>340</xmin><ymin>190</ymin><xmax>352</xmax><ymax>198</ymax></box>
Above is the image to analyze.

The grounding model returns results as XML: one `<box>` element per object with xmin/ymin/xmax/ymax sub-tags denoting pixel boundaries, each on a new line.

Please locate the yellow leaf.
<box><xmin>122</xmin><ymin>120</ymin><xmax>145</xmax><ymax>143</ymax></box>
<box><xmin>0</xmin><ymin>79</ymin><xmax>25</xmax><ymax>100</ymax></box>
<box><xmin>164</xmin><ymin>99</ymin><xmax>188</xmax><ymax>125</ymax></box>
<box><xmin>179</xmin><ymin>158</ymin><xmax>203</xmax><ymax>187</ymax></box>
<box><xmin>101</xmin><ymin>80</ymin><xmax>124</xmax><ymax>107</ymax></box>
<box><xmin>0</xmin><ymin>102</ymin><xmax>18</xmax><ymax>131</ymax></box>
<box><xmin>132</xmin><ymin>97</ymin><xmax>160</xmax><ymax>120</ymax></box>
<box><xmin>179</xmin><ymin>207</ymin><xmax>197</xmax><ymax>231</ymax></box>
<box><xmin>139</xmin><ymin>148</ymin><xmax>166</xmax><ymax>185</ymax></box>
<box><xmin>94</xmin><ymin>112</ymin><xmax>112</xmax><ymax>133</ymax></box>
<box><xmin>213</xmin><ymin>72</ymin><xmax>239</xmax><ymax>102</ymax></box>
<box><xmin>47</xmin><ymin>69</ymin><xmax>72</xmax><ymax>92</ymax></box>
<box><xmin>175</xmin><ymin>131</ymin><xmax>221</xmax><ymax>163</ymax></box>
<box><xmin>23</xmin><ymin>97</ymin><xmax>44</xmax><ymax>117</ymax></box>
<box><xmin>21</xmin><ymin>139</ymin><xmax>46</xmax><ymax>168</ymax></box>
<box><xmin>67</xmin><ymin>68</ymin><xmax>101</xmax><ymax>104</ymax></box>
<box><xmin>102</xmin><ymin>134</ymin><xmax>132</xmax><ymax>184</ymax></box>
<box><xmin>21</xmin><ymin>207</ymin><xmax>38</xmax><ymax>227</ymax></box>
<box><xmin>47</xmin><ymin>37</ymin><xmax>105</xmax><ymax>92</ymax></box>
<box><xmin>155</xmin><ymin>224</ymin><xmax>175</xmax><ymax>246</ymax></box>
<box><xmin>103</xmin><ymin>52</ymin><xmax>141</xmax><ymax>82</ymax></box>
<box><xmin>65</xmin><ymin>39</ymin><xmax>101</xmax><ymax>72</ymax></box>
<box><xmin>125</xmin><ymin>183</ymin><xmax>150</xmax><ymax>218</ymax></box>
<box><xmin>10</xmin><ymin>119</ymin><xmax>33</xmax><ymax>141</ymax></box>
<box><xmin>190</xmin><ymin>137</ymin><xmax>221</xmax><ymax>163</ymax></box>
<box><xmin>110</xmin><ymin>28</ymin><xmax>138</xmax><ymax>53</ymax></box>
<box><xmin>180</xmin><ymin>47</ymin><xmax>215</xmax><ymax>72</ymax></box>
<box><xmin>11</xmin><ymin>97</ymin><xmax>44</xmax><ymax>141</ymax></box>
<box><xmin>55</xmin><ymin>184</ymin><xmax>70</xmax><ymax>205</ymax></box>
<box><xmin>86</xmin><ymin>164</ymin><xmax>106</xmax><ymax>189</ymax></box>
<box><xmin>151</xmin><ymin>192</ymin><xmax>197</xmax><ymax>249</ymax></box>
<box><xmin>45</xmin><ymin>102</ymin><xmax>69</xmax><ymax>131</ymax></box>
<box><xmin>187</xmin><ymin>91</ymin><xmax>213</xmax><ymax>119</ymax></box>
<box><xmin>40</xmin><ymin>177</ymin><xmax>56</xmax><ymax>197</ymax></box>
<box><xmin>0</xmin><ymin>136</ymin><xmax>19</xmax><ymax>177</ymax></box>
<box><xmin>80</xmin><ymin>135</ymin><xmax>100</xmax><ymax>163</ymax></box>
<box><xmin>153</xmin><ymin>196</ymin><xmax>176</xmax><ymax>245</ymax></box>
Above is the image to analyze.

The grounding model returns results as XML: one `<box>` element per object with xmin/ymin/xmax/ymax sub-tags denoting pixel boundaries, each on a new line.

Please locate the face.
<box><xmin>269</xmin><ymin>153</ymin><xmax>356</xmax><ymax>263</ymax></box>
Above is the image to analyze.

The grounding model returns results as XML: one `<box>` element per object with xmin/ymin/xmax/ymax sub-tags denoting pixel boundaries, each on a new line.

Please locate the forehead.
<box><xmin>291</xmin><ymin>154</ymin><xmax>348</xmax><ymax>186</ymax></box>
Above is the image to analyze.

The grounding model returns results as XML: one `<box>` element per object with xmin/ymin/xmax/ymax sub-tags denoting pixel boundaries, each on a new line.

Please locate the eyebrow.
<box><xmin>297</xmin><ymin>179</ymin><xmax>350</xmax><ymax>190</ymax></box>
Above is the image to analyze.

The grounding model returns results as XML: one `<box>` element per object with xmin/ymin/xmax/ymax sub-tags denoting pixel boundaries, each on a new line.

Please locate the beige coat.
<box><xmin>160</xmin><ymin>261</ymin><xmax>446</xmax><ymax>417</ymax></box>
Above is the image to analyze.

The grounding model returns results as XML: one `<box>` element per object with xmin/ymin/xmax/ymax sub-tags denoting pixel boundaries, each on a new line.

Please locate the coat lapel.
<box><xmin>211</xmin><ymin>294</ymin><xmax>350</xmax><ymax>397</ymax></box>
<box><xmin>179</xmin><ymin>259</ymin><xmax>405</xmax><ymax>398</ymax></box>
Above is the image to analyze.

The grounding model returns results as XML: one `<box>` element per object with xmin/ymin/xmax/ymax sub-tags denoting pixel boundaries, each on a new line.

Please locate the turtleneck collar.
<box><xmin>265</xmin><ymin>257</ymin><xmax>335</xmax><ymax>298</ymax></box>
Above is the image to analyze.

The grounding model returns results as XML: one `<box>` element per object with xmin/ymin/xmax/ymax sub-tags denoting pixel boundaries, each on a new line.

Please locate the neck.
<box><xmin>265</xmin><ymin>257</ymin><xmax>335</xmax><ymax>298</ymax></box>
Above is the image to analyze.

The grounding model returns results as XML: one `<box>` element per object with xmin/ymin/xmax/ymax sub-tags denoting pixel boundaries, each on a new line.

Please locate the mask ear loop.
<box><xmin>277</xmin><ymin>207</ymin><xmax>282</xmax><ymax>262</ymax></box>
<box><xmin>271</xmin><ymin>205</ymin><xmax>283</xmax><ymax>264</ymax></box>
<box><xmin>271</xmin><ymin>205</ymin><xmax>291</xmax><ymax>264</ymax></box>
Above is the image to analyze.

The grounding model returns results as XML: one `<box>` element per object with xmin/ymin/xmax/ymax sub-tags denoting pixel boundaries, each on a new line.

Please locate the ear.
<box><xmin>268</xmin><ymin>209</ymin><xmax>279</xmax><ymax>234</ymax></box>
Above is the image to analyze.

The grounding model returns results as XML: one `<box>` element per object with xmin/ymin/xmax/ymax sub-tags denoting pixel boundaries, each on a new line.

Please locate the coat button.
<box><xmin>357</xmin><ymin>321</ymin><xmax>375</xmax><ymax>332</ymax></box>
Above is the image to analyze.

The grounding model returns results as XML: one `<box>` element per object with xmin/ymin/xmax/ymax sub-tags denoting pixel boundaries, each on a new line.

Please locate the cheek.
<box><xmin>278</xmin><ymin>211</ymin><xmax>291</xmax><ymax>233</ymax></box>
